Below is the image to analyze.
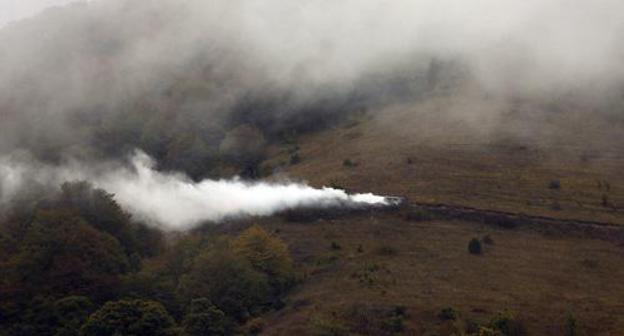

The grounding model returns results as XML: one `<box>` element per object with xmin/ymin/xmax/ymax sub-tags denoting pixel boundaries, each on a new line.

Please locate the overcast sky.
<box><xmin>0</xmin><ymin>0</ymin><xmax>84</xmax><ymax>26</ymax></box>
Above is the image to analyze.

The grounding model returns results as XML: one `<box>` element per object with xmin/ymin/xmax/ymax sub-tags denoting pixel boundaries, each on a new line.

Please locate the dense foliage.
<box><xmin>0</xmin><ymin>182</ymin><xmax>295</xmax><ymax>336</ymax></box>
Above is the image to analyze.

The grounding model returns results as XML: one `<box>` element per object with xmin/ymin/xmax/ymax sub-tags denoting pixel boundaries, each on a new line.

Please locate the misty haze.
<box><xmin>0</xmin><ymin>1</ymin><xmax>623</xmax><ymax>335</ymax></box>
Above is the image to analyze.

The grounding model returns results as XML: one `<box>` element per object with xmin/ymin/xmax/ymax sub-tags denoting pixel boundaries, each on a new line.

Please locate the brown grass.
<box><xmin>256</xmin><ymin>213</ymin><xmax>624</xmax><ymax>335</ymax></box>
<box><xmin>254</xmin><ymin>103</ymin><xmax>624</xmax><ymax>334</ymax></box>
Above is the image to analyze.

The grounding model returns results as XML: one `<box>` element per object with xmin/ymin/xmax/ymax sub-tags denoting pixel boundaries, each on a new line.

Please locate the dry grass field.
<box><xmin>255</xmin><ymin>213</ymin><xmax>624</xmax><ymax>335</ymax></box>
<box><xmin>265</xmin><ymin>98</ymin><xmax>624</xmax><ymax>225</ymax></box>
<box><xmin>253</xmin><ymin>100</ymin><xmax>624</xmax><ymax>335</ymax></box>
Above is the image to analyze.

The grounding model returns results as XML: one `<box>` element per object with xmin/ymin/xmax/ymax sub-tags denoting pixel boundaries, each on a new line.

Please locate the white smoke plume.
<box><xmin>0</xmin><ymin>151</ymin><xmax>393</xmax><ymax>229</ymax></box>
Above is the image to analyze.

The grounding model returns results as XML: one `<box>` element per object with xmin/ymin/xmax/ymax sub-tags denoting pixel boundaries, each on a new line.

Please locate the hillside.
<box><xmin>265</xmin><ymin>94</ymin><xmax>624</xmax><ymax>225</ymax></box>
<box><xmin>1</xmin><ymin>1</ymin><xmax>624</xmax><ymax>335</ymax></box>
<box><xmin>247</xmin><ymin>97</ymin><xmax>624</xmax><ymax>335</ymax></box>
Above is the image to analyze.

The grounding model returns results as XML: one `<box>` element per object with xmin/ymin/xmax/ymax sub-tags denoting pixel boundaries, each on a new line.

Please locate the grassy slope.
<box><xmin>255</xmin><ymin>98</ymin><xmax>624</xmax><ymax>335</ymax></box>
<box><xmin>259</xmin><ymin>214</ymin><xmax>624</xmax><ymax>335</ymax></box>
<box><xmin>265</xmin><ymin>95</ymin><xmax>624</xmax><ymax>224</ymax></box>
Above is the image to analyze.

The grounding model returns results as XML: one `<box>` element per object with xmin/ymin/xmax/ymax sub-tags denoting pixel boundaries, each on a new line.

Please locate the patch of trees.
<box><xmin>0</xmin><ymin>183</ymin><xmax>295</xmax><ymax>335</ymax></box>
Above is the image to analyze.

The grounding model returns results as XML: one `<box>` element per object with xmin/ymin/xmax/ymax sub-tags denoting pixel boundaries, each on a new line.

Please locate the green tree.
<box><xmin>182</xmin><ymin>298</ymin><xmax>229</xmax><ymax>336</ymax></box>
<box><xmin>9</xmin><ymin>209</ymin><xmax>129</xmax><ymax>299</ymax></box>
<box><xmin>59</xmin><ymin>181</ymin><xmax>164</xmax><ymax>258</ymax></box>
<box><xmin>53</xmin><ymin>296</ymin><xmax>95</xmax><ymax>336</ymax></box>
<box><xmin>178</xmin><ymin>249</ymin><xmax>270</xmax><ymax>320</ymax></box>
<box><xmin>232</xmin><ymin>225</ymin><xmax>295</xmax><ymax>293</ymax></box>
<box><xmin>80</xmin><ymin>299</ymin><xmax>175</xmax><ymax>336</ymax></box>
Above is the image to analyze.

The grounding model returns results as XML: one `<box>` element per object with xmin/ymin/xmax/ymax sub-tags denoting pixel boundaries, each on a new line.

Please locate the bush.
<box><xmin>478</xmin><ymin>327</ymin><xmax>504</xmax><ymax>336</ymax></box>
<box><xmin>376</xmin><ymin>245</ymin><xmax>399</xmax><ymax>256</ymax></box>
<box><xmin>290</xmin><ymin>153</ymin><xmax>301</xmax><ymax>165</ymax></box>
<box><xmin>438</xmin><ymin>307</ymin><xmax>458</xmax><ymax>321</ymax></box>
<box><xmin>11</xmin><ymin>209</ymin><xmax>130</xmax><ymax>299</ymax></box>
<box><xmin>549</xmin><ymin>180</ymin><xmax>561</xmax><ymax>190</ymax></box>
<box><xmin>488</xmin><ymin>310</ymin><xmax>527</xmax><ymax>336</ymax></box>
<box><xmin>178</xmin><ymin>249</ymin><xmax>271</xmax><ymax>321</ymax></box>
<box><xmin>80</xmin><ymin>299</ymin><xmax>175</xmax><ymax>336</ymax></box>
<box><xmin>233</xmin><ymin>225</ymin><xmax>295</xmax><ymax>293</ymax></box>
<box><xmin>343</xmin><ymin>159</ymin><xmax>357</xmax><ymax>167</ymax></box>
<box><xmin>54</xmin><ymin>296</ymin><xmax>95</xmax><ymax>335</ymax></box>
<box><xmin>330</xmin><ymin>242</ymin><xmax>342</xmax><ymax>250</ymax></box>
<box><xmin>182</xmin><ymin>298</ymin><xmax>230</xmax><ymax>336</ymax></box>
<box><xmin>468</xmin><ymin>238</ymin><xmax>482</xmax><ymax>255</ymax></box>
<box><xmin>564</xmin><ymin>313</ymin><xmax>581</xmax><ymax>336</ymax></box>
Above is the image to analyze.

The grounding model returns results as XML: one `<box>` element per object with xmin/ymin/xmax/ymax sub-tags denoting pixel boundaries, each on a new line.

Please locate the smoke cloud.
<box><xmin>0</xmin><ymin>150</ymin><xmax>393</xmax><ymax>229</ymax></box>
<box><xmin>1</xmin><ymin>0</ymin><xmax>622</xmax><ymax>147</ymax></box>
<box><xmin>0</xmin><ymin>0</ymin><xmax>623</xmax><ymax>226</ymax></box>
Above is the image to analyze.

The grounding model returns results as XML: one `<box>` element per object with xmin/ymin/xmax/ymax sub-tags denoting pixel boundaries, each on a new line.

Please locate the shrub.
<box><xmin>479</xmin><ymin>327</ymin><xmax>504</xmax><ymax>336</ymax></box>
<box><xmin>343</xmin><ymin>304</ymin><xmax>407</xmax><ymax>335</ymax></box>
<box><xmin>468</xmin><ymin>238</ymin><xmax>482</xmax><ymax>255</ymax></box>
<box><xmin>343</xmin><ymin>159</ymin><xmax>357</xmax><ymax>167</ymax></box>
<box><xmin>330</xmin><ymin>242</ymin><xmax>342</xmax><ymax>250</ymax></box>
<box><xmin>564</xmin><ymin>313</ymin><xmax>581</xmax><ymax>336</ymax></box>
<box><xmin>549</xmin><ymin>180</ymin><xmax>561</xmax><ymax>190</ymax></box>
<box><xmin>376</xmin><ymin>245</ymin><xmax>399</xmax><ymax>256</ymax></box>
<box><xmin>290</xmin><ymin>153</ymin><xmax>301</xmax><ymax>165</ymax></box>
<box><xmin>12</xmin><ymin>209</ymin><xmax>130</xmax><ymax>299</ymax></box>
<box><xmin>54</xmin><ymin>296</ymin><xmax>95</xmax><ymax>334</ymax></box>
<box><xmin>233</xmin><ymin>225</ymin><xmax>295</xmax><ymax>293</ymax></box>
<box><xmin>178</xmin><ymin>249</ymin><xmax>271</xmax><ymax>321</ymax></box>
<box><xmin>382</xmin><ymin>314</ymin><xmax>405</xmax><ymax>333</ymax></box>
<box><xmin>489</xmin><ymin>310</ymin><xmax>527</xmax><ymax>336</ymax></box>
<box><xmin>438</xmin><ymin>307</ymin><xmax>458</xmax><ymax>321</ymax></box>
<box><xmin>182</xmin><ymin>298</ymin><xmax>230</xmax><ymax>336</ymax></box>
<box><xmin>80</xmin><ymin>299</ymin><xmax>175</xmax><ymax>336</ymax></box>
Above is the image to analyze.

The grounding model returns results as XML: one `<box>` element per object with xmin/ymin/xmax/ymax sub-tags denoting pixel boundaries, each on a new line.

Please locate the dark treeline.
<box><xmin>0</xmin><ymin>181</ymin><xmax>296</xmax><ymax>335</ymax></box>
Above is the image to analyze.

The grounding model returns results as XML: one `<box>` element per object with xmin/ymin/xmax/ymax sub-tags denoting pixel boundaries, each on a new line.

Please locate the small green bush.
<box><xmin>549</xmin><ymin>180</ymin><xmax>561</xmax><ymax>190</ymax></box>
<box><xmin>376</xmin><ymin>245</ymin><xmax>398</xmax><ymax>256</ymax></box>
<box><xmin>489</xmin><ymin>310</ymin><xmax>527</xmax><ymax>336</ymax></box>
<box><xmin>468</xmin><ymin>238</ymin><xmax>482</xmax><ymax>255</ymax></box>
<box><xmin>343</xmin><ymin>159</ymin><xmax>357</xmax><ymax>167</ymax></box>
<box><xmin>438</xmin><ymin>307</ymin><xmax>458</xmax><ymax>321</ymax></box>
<box><xmin>290</xmin><ymin>153</ymin><xmax>301</xmax><ymax>165</ymax></box>
<box><xmin>564</xmin><ymin>313</ymin><xmax>581</xmax><ymax>336</ymax></box>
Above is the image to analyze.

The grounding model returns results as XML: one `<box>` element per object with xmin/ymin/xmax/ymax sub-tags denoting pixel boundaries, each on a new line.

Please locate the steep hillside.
<box><xmin>249</xmin><ymin>96</ymin><xmax>624</xmax><ymax>335</ymax></box>
<box><xmin>265</xmin><ymin>94</ymin><xmax>624</xmax><ymax>225</ymax></box>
